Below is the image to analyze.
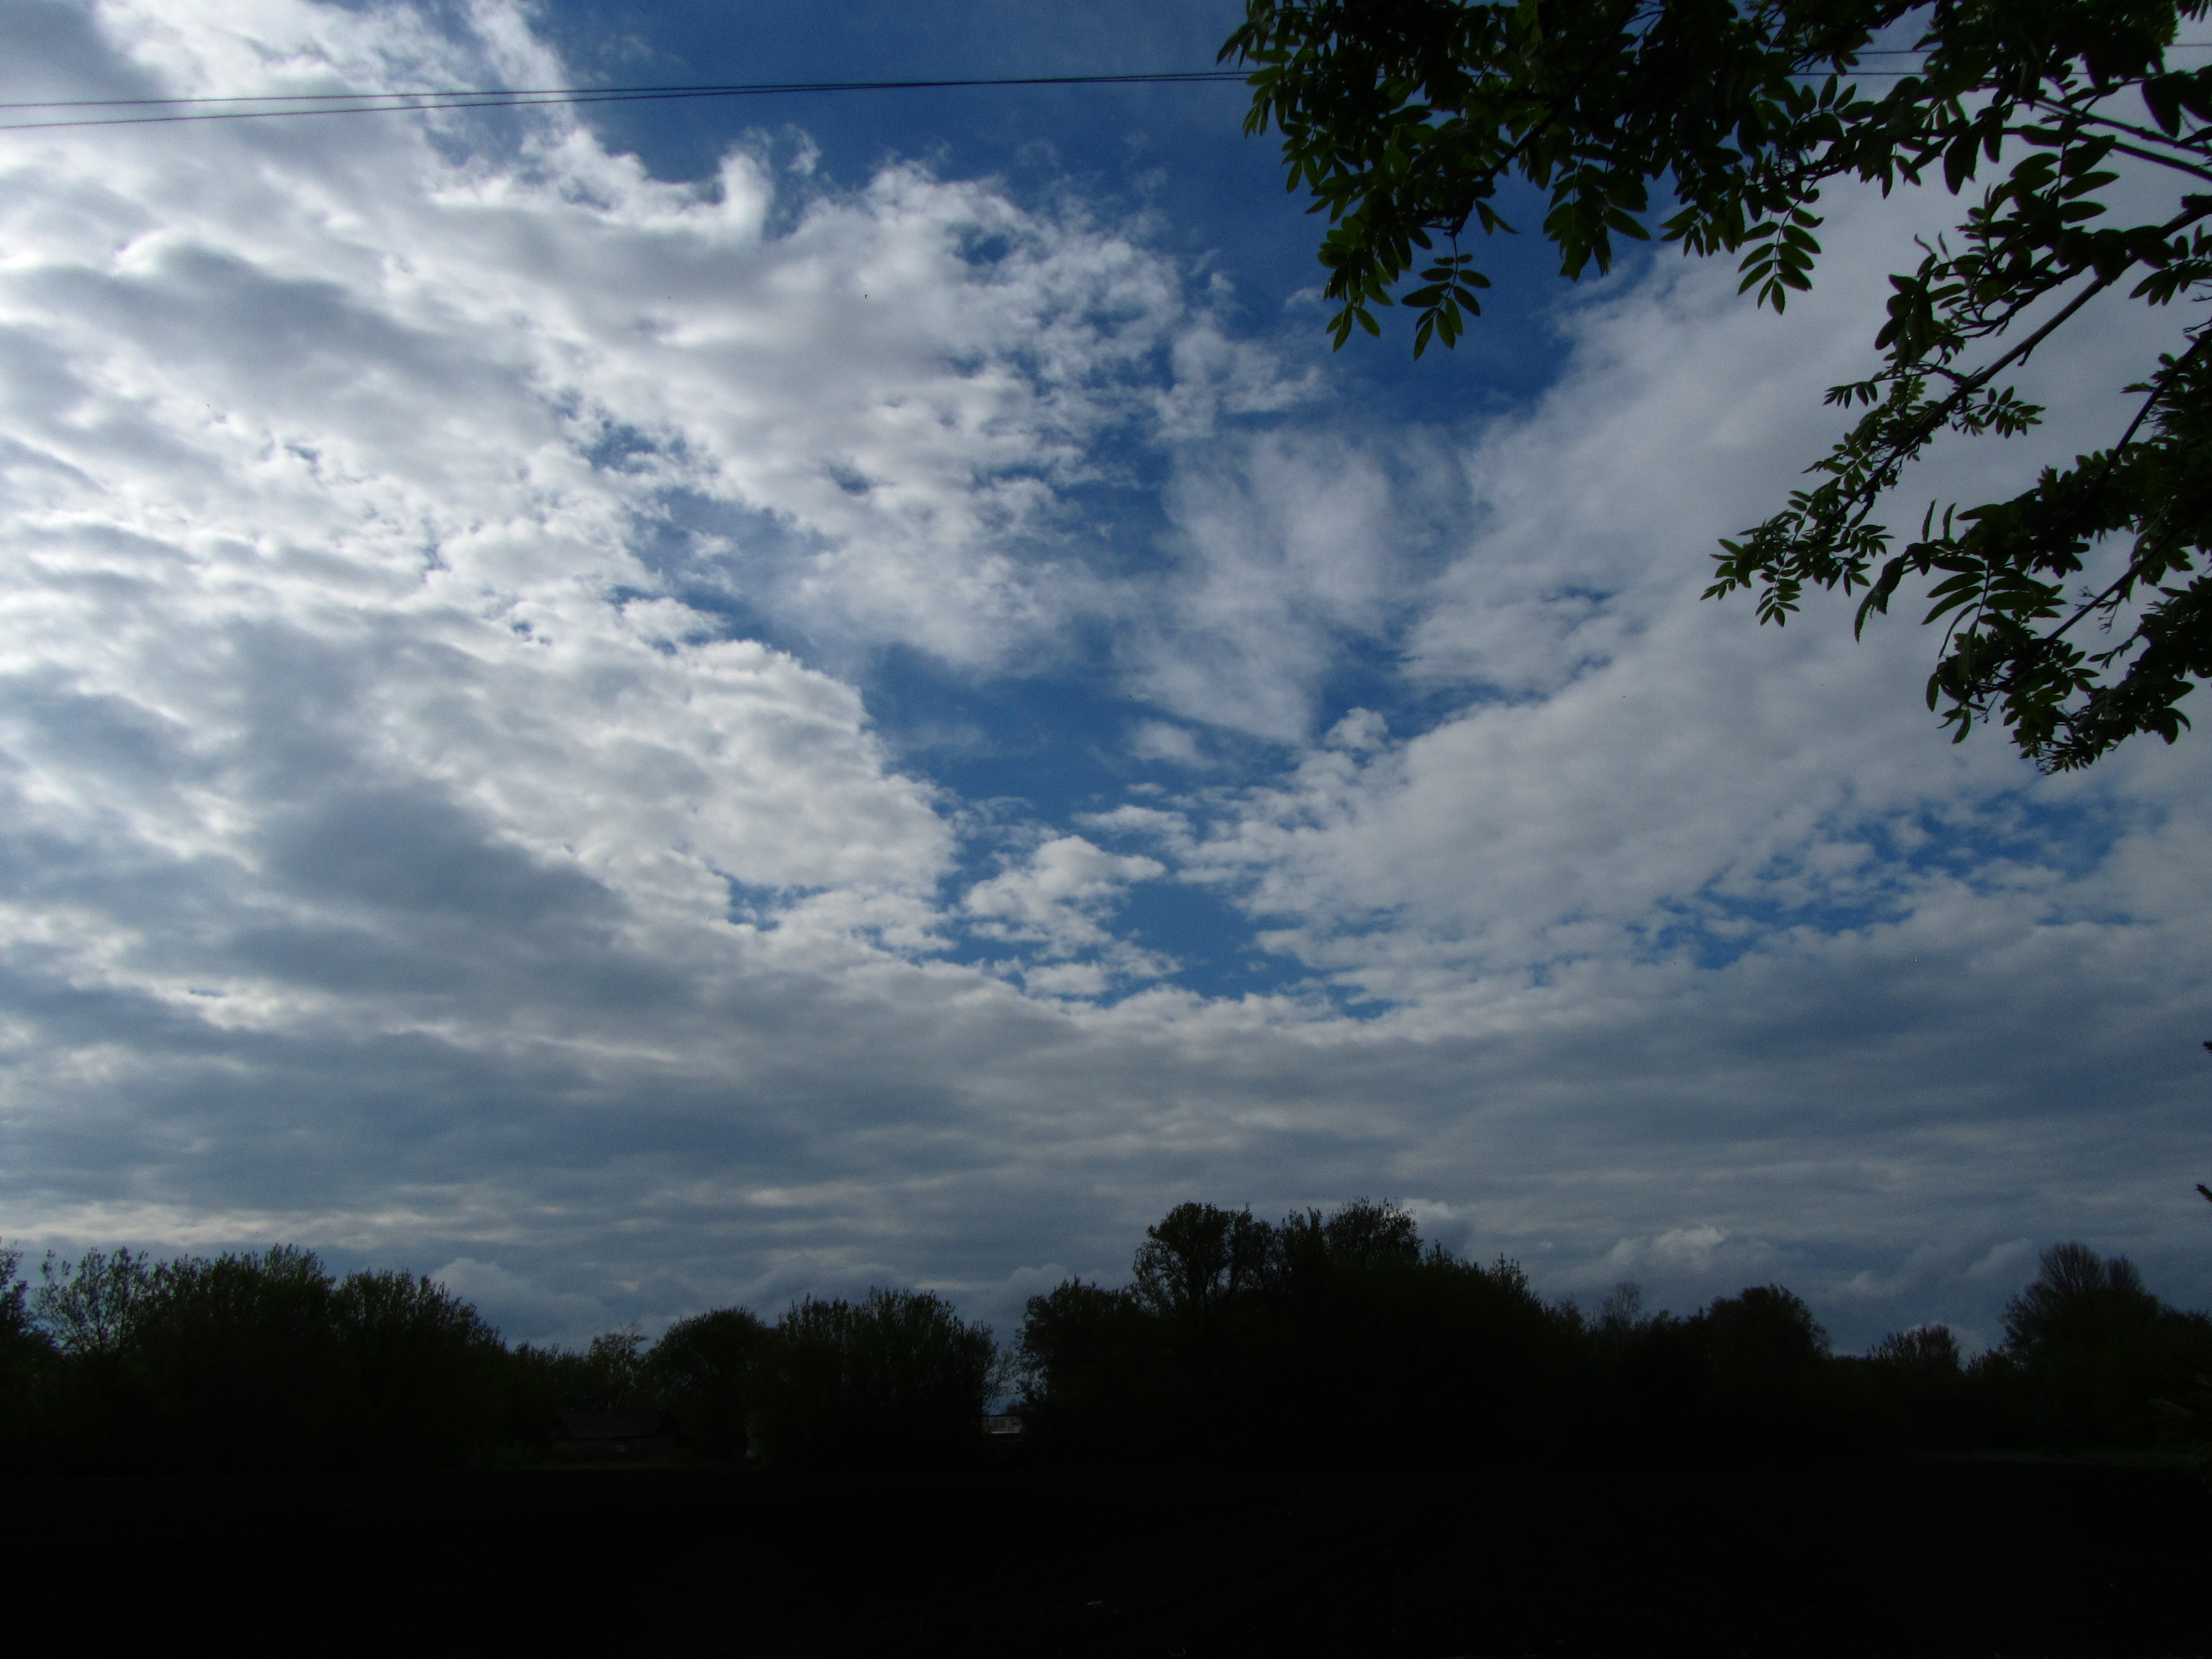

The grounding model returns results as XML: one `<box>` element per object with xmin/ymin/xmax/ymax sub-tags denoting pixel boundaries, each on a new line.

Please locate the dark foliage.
<box><xmin>1019</xmin><ymin>1204</ymin><xmax>2211</xmax><ymax>1469</ymax></box>
<box><xmin>647</xmin><ymin>1306</ymin><xmax>772</xmax><ymax>1462</ymax></box>
<box><xmin>3</xmin><ymin>1218</ymin><xmax>2203</xmax><ymax>1476</ymax></box>
<box><xmin>748</xmin><ymin>1288</ymin><xmax>1001</xmax><ymax>1467</ymax></box>
<box><xmin>1997</xmin><ymin>1240</ymin><xmax>2212</xmax><ymax>1447</ymax></box>
<box><xmin>1024</xmin><ymin>1200</ymin><xmax>1580</xmax><ymax>1465</ymax></box>
<box><xmin>0</xmin><ymin>1247</ymin><xmax>55</xmax><ymax>1470</ymax></box>
<box><xmin>0</xmin><ymin>1237</ymin><xmax>1009</xmax><ymax>1474</ymax></box>
<box><xmin>15</xmin><ymin>1245</ymin><xmax>504</xmax><ymax>1472</ymax></box>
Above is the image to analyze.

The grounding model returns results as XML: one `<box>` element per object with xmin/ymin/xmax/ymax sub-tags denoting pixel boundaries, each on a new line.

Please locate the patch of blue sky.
<box><xmin>614</xmin><ymin>488</ymin><xmax>824</xmax><ymax>647</ymax></box>
<box><xmin>1658</xmin><ymin>789</ymin><xmax>2149</xmax><ymax>971</ymax></box>
<box><xmin>864</xmin><ymin>641</ymin><xmax>1173</xmax><ymax>813</ymax></box>
<box><xmin>827</xmin><ymin>640</ymin><xmax>1357</xmax><ymax>1003</ymax></box>
<box><xmin>581</xmin><ymin>418</ymin><xmax>670</xmax><ymax>475</ymax></box>
<box><xmin>532</xmin><ymin>0</ymin><xmax>1256</xmax><ymax>181</ymax></box>
<box><xmin>1037</xmin><ymin>471</ymin><xmax>1180</xmax><ymax>573</ymax></box>
<box><xmin>922</xmin><ymin>927</ymin><xmax>1128</xmax><ymax>1003</ymax></box>
<box><xmin>607</xmin><ymin>488</ymin><xmax>1491</xmax><ymax>1011</ymax></box>
<box><xmin>719</xmin><ymin>876</ymin><xmax>824</xmax><ymax>927</ymax></box>
<box><xmin>1860</xmin><ymin>785</ymin><xmax>2142</xmax><ymax>896</ymax></box>
<box><xmin>1307</xmin><ymin>630</ymin><xmax>1491</xmax><ymax>746</ymax></box>
<box><xmin>1109</xmin><ymin>878</ymin><xmax>1315</xmax><ymax>997</ymax></box>
<box><xmin>923</xmin><ymin>878</ymin><xmax>1359</xmax><ymax>1009</ymax></box>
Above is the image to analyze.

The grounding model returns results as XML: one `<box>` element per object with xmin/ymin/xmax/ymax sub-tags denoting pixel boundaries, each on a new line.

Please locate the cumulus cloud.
<box><xmin>1591</xmin><ymin>1225</ymin><xmax>1757</xmax><ymax>1284</ymax></box>
<box><xmin>1128</xmin><ymin>719</ymin><xmax>1207</xmax><ymax>768</ymax></box>
<box><xmin>964</xmin><ymin>834</ymin><xmax>1167</xmax><ymax>967</ymax></box>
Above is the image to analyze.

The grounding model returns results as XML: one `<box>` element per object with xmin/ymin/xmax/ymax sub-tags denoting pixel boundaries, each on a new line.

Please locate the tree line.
<box><xmin>2</xmin><ymin>1200</ymin><xmax>2206</xmax><ymax>1475</ymax></box>
<box><xmin>1017</xmin><ymin>1201</ymin><xmax>2212</xmax><ymax>1469</ymax></box>
<box><xmin>0</xmin><ymin>1245</ymin><xmax>997</xmax><ymax>1474</ymax></box>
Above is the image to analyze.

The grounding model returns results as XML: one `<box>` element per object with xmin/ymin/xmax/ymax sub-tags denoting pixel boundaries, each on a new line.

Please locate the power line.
<box><xmin>0</xmin><ymin>71</ymin><xmax>1251</xmax><ymax>133</ymax></box>
<box><xmin>1849</xmin><ymin>44</ymin><xmax>2212</xmax><ymax>52</ymax></box>
<box><xmin>4</xmin><ymin>50</ymin><xmax>2205</xmax><ymax>134</ymax></box>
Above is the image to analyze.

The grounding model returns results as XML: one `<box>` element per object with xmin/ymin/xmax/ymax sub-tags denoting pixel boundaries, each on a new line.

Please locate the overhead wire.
<box><xmin>0</xmin><ymin>70</ymin><xmax>1251</xmax><ymax>133</ymax></box>
<box><xmin>1</xmin><ymin>49</ymin><xmax>2206</xmax><ymax>134</ymax></box>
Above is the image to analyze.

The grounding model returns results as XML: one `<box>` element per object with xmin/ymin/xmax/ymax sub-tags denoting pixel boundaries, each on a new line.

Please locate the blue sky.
<box><xmin>0</xmin><ymin>0</ymin><xmax>2207</xmax><ymax>1352</ymax></box>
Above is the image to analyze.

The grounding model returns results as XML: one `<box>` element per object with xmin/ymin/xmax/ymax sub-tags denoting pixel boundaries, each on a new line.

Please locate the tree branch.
<box><xmin>2044</xmin><ymin>333</ymin><xmax>2210</xmax><ymax>645</ymax></box>
<box><xmin>2026</xmin><ymin>102</ymin><xmax>2212</xmax><ymax>184</ymax></box>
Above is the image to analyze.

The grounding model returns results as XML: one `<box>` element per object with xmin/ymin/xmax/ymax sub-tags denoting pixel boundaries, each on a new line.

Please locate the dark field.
<box><xmin>12</xmin><ymin>1457</ymin><xmax>2209</xmax><ymax>1656</ymax></box>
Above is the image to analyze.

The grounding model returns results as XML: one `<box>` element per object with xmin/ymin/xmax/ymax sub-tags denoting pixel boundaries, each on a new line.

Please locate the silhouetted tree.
<box><xmin>2002</xmin><ymin>1241</ymin><xmax>2212</xmax><ymax>1447</ymax></box>
<box><xmin>1015</xmin><ymin>1278</ymin><xmax>1161</xmax><ymax>1459</ymax></box>
<box><xmin>1577</xmin><ymin>1298</ymin><xmax>1710</xmax><ymax>1461</ymax></box>
<box><xmin>751</xmin><ymin>1289</ymin><xmax>998</xmax><ymax>1466</ymax></box>
<box><xmin>1853</xmin><ymin>1324</ymin><xmax>1976</xmax><ymax>1452</ymax></box>
<box><xmin>1698</xmin><ymin>1285</ymin><xmax>1836</xmax><ymax>1456</ymax></box>
<box><xmin>33</xmin><ymin>1247</ymin><xmax>152</xmax><ymax>1356</ymax></box>
<box><xmin>498</xmin><ymin>1328</ymin><xmax>654</xmax><ymax>1451</ymax></box>
<box><xmin>647</xmin><ymin>1307</ymin><xmax>770</xmax><ymax>1461</ymax></box>
<box><xmin>1022</xmin><ymin>1198</ymin><xmax>1575</xmax><ymax>1466</ymax></box>
<box><xmin>1322</xmin><ymin>1196</ymin><xmax>1423</xmax><ymax>1267</ymax></box>
<box><xmin>1589</xmin><ymin>1282</ymin><xmax>1648</xmax><ymax>1346</ymax></box>
<box><xmin>23</xmin><ymin>1246</ymin><xmax>510</xmax><ymax>1473</ymax></box>
<box><xmin>581</xmin><ymin>1329</ymin><xmax>651</xmax><ymax>1408</ymax></box>
<box><xmin>330</xmin><ymin>1267</ymin><xmax>505</xmax><ymax>1469</ymax></box>
<box><xmin>1871</xmin><ymin>1325</ymin><xmax>1963</xmax><ymax>1371</ymax></box>
<box><xmin>0</xmin><ymin>1249</ymin><xmax>53</xmax><ymax>1469</ymax></box>
<box><xmin>13</xmin><ymin>1224</ymin><xmax>2206</xmax><ymax>1475</ymax></box>
<box><xmin>2161</xmin><ymin>1149</ymin><xmax>2212</xmax><ymax>1481</ymax></box>
<box><xmin>1131</xmin><ymin>1202</ymin><xmax>1273</xmax><ymax>1331</ymax></box>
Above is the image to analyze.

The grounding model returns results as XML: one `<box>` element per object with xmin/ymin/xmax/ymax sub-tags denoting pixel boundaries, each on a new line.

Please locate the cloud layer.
<box><xmin>1</xmin><ymin>0</ymin><xmax>2206</xmax><ymax>1351</ymax></box>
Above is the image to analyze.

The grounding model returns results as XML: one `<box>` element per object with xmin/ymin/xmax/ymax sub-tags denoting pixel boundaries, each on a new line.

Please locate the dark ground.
<box><xmin>12</xmin><ymin>1457</ymin><xmax>2208</xmax><ymax>1656</ymax></box>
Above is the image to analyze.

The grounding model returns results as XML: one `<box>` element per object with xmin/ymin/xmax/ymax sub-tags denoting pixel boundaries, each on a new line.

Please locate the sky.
<box><xmin>1</xmin><ymin>0</ymin><xmax>2207</xmax><ymax>1353</ymax></box>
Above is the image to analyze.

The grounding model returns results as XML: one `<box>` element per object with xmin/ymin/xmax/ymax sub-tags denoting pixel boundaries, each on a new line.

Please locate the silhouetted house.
<box><xmin>981</xmin><ymin>1414</ymin><xmax>1025</xmax><ymax>1463</ymax></box>
<box><xmin>549</xmin><ymin>1410</ymin><xmax>684</xmax><ymax>1462</ymax></box>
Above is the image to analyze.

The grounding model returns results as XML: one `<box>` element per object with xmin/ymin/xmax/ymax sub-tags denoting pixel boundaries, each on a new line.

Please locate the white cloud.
<box><xmin>1967</xmin><ymin>1239</ymin><xmax>2037</xmax><ymax>1281</ymax></box>
<box><xmin>964</xmin><ymin>835</ymin><xmax>1167</xmax><ymax>975</ymax></box>
<box><xmin>1129</xmin><ymin>719</ymin><xmax>1206</xmax><ymax>767</ymax></box>
<box><xmin>4</xmin><ymin>3</ymin><xmax>1227</xmax><ymax>685</ymax></box>
<box><xmin>431</xmin><ymin>1256</ymin><xmax>606</xmax><ymax>1344</ymax></box>
<box><xmin>1593</xmin><ymin>1225</ymin><xmax>1748</xmax><ymax>1282</ymax></box>
<box><xmin>1137</xmin><ymin>431</ymin><xmax>1434</xmax><ymax>741</ymax></box>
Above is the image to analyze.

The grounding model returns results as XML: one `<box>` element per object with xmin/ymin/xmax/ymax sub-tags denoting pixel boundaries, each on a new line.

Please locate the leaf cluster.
<box><xmin>1228</xmin><ymin>0</ymin><xmax>2212</xmax><ymax>767</ymax></box>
